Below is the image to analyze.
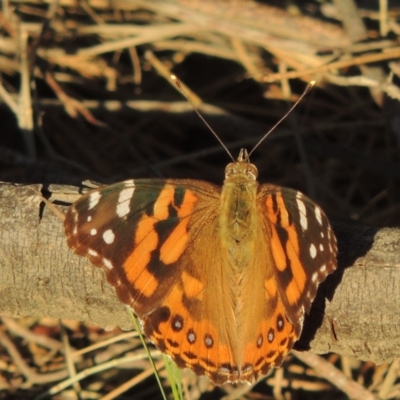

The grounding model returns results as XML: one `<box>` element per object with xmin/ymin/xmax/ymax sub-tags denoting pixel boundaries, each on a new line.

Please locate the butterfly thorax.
<box><xmin>220</xmin><ymin>151</ymin><xmax>260</xmax><ymax>268</ymax></box>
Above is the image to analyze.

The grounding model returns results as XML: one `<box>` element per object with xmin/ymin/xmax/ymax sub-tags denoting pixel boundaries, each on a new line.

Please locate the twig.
<box><xmin>230</xmin><ymin>37</ymin><xmax>263</xmax><ymax>82</ymax></box>
<box><xmin>100</xmin><ymin>360</ymin><xmax>166</xmax><ymax>400</ymax></box>
<box><xmin>2</xmin><ymin>317</ymin><xmax>64</xmax><ymax>352</ymax></box>
<box><xmin>129</xmin><ymin>46</ymin><xmax>142</xmax><ymax>86</ymax></box>
<box><xmin>18</xmin><ymin>26</ymin><xmax>36</xmax><ymax>158</ymax></box>
<box><xmin>332</xmin><ymin>0</ymin><xmax>367</xmax><ymax>42</ymax></box>
<box><xmin>378</xmin><ymin>358</ymin><xmax>400</xmax><ymax>399</ymax></box>
<box><xmin>263</xmin><ymin>47</ymin><xmax>400</xmax><ymax>82</ymax></box>
<box><xmin>0</xmin><ymin>327</ymin><xmax>68</xmax><ymax>386</ymax></box>
<box><xmin>76</xmin><ymin>23</ymin><xmax>199</xmax><ymax>57</ymax></box>
<box><xmin>59</xmin><ymin>321</ymin><xmax>81</xmax><ymax>395</ymax></box>
<box><xmin>293</xmin><ymin>351</ymin><xmax>378</xmax><ymax>400</ymax></box>
<box><xmin>45</xmin><ymin>71</ymin><xmax>105</xmax><ymax>125</ymax></box>
<box><xmin>379</xmin><ymin>0</ymin><xmax>389</xmax><ymax>37</ymax></box>
<box><xmin>36</xmin><ymin>352</ymin><xmax>161</xmax><ymax>399</ymax></box>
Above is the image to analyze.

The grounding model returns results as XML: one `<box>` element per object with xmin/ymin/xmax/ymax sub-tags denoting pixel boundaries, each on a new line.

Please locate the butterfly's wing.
<box><xmin>260</xmin><ymin>184</ymin><xmax>337</xmax><ymax>325</ymax></box>
<box><xmin>65</xmin><ymin>179</ymin><xmax>243</xmax><ymax>383</ymax></box>
<box><xmin>239</xmin><ymin>184</ymin><xmax>338</xmax><ymax>376</ymax></box>
<box><xmin>65</xmin><ymin>179</ymin><xmax>218</xmax><ymax>312</ymax></box>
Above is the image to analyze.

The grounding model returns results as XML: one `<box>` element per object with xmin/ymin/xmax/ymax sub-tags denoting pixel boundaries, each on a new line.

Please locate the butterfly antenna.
<box><xmin>171</xmin><ymin>75</ymin><xmax>235</xmax><ymax>162</ymax></box>
<box><xmin>248</xmin><ymin>81</ymin><xmax>316</xmax><ymax>157</ymax></box>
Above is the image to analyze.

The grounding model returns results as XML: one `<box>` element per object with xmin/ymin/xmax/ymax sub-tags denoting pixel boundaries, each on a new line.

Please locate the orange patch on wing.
<box><xmin>286</xmin><ymin>223</ymin><xmax>300</xmax><ymax>255</ymax></box>
<box><xmin>284</xmin><ymin>240</ymin><xmax>306</xmax><ymax>306</ymax></box>
<box><xmin>275</xmin><ymin>191</ymin><xmax>290</xmax><ymax>227</ymax></box>
<box><xmin>153</xmin><ymin>186</ymin><xmax>175</xmax><ymax>219</ymax></box>
<box><xmin>285</xmin><ymin>274</ymin><xmax>303</xmax><ymax>306</ymax></box>
<box><xmin>162</xmin><ymin>285</ymin><xmax>186</xmax><ymax>318</ymax></box>
<box><xmin>265</xmin><ymin>194</ymin><xmax>278</xmax><ymax>224</ymax></box>
<box><xmin>124</xmin><ymin>215</ymin><xmax>159</xmax><ymax>297</ymax></box>
<box><xmin>160</xmin><ymin>229</ymin><xmax>188</xmax><ymax>264</ymax></box>
<box><xmin>160</xmin><ymin>189</ymin><xmax>198</xmax><ymax>264</ymax></box>
<box><xmin>265</xmin><ymin>277</ymin><xmax>277</xmax><ymax>298</ymax></box>
<box><xmin>283</xmin><ymin>218</ymin><xmax>304</xmax><ymax>305</ymax></box>
<box><xmin>265</xmin><ymin>193</ymin><xmax>288</xmax><ymax>272</ymax></box>
<box><xmin>181</xmin><ymin>270</ymin><xmax>204</xmax><ymax>299</ymax></box>
<box><xmin>160</xmin><ymin>217</ymin><xmax>189</xmax><ymax>264</ymax></box>
<box><xmin>269</xmin><ymin>225</ymin><xmax>287</xmax><ymax>272</ymax></box>
<box><xmin>135</xmin><ymin>213</ymin><xmax>157</xmax><ymax>244</ymax></box>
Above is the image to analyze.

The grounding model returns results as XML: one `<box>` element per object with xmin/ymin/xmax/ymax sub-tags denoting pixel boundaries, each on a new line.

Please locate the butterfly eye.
<box><xmin>224</xmin><ymin>163</ymin><xmax>236</xmax><ymax>178</ymax></box>
<box><xmin>246</xmin><ymin>164</ymin><xmax>258</xmax><ymax>180</ymax></box>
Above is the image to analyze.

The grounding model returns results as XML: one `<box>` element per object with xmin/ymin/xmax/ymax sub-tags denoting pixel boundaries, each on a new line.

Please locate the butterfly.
<box><xmin>64</xmin><ymin>148</ymin><xmax>337</xmax><ymax>385</ymax></box>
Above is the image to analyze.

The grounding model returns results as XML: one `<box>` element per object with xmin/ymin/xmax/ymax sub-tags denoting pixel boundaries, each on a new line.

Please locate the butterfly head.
<box><xmin>225</xmin><ymin>148</ymin><xmax>258</xmax><ymax>181</ymax></box>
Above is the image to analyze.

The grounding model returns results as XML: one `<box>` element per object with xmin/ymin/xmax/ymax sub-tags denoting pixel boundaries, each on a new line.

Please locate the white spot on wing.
<box><xmin>88</xmin><ymin>191</ymin><xmax>101</xmax><ymax>210</ymax></box>
<box><xmin>315</xmin><ymin>206</ymin><xmax>322</xmax><ymax>225</ymax></box>
<box><xmin>103</xmin><ymin>229</ymin><xmax>115</xmax><ymax>244</ymax></box>
<box><xmin>116</xmin><ymin>186</ymin><xmax>135</xmax><ymax>218</ymax></box>
<box><xmin>320</xmin><ymin>264</ymin><xmax>327</xmax><ymax>273</ymax></box>
<box><xmin>296</xmin><ymin>194</ymin><xmax>308</xmax><ymax>230</ymax></box>
<box><xmin>319</xmin><ymin>243</ymin><xmax>324</xmax><ymax>251</ymax></box>
<box><xmin>188</xmin><ymin>332</ymin><xmax>196</xmax><ymax>343</ymax></box>
<box><xmin>72</xmin><ymin>209</ymin><xmax>78</xmax><ymax>223</ymax></box>
<box><xmin>174</xmin><ymin>320</ymin><xmax>182</xmax><ymax>330</ymax></box>
<box><xmin>298</xmin><ymin>310</ymin><xmax>305</xmax><ymax>325</ymax></box>
<box><xmin>90</xmin><ymin>228</ymin><xmax>97</xmax><ymax>236</ymax></box>
<box><xmin>312</xmin><ymin>272</ymin><xmax>318</xmax><ymax>283</ymax></box>
<box><xmin>309</xmin><ymin>243</ymin><xmax>317</xmax><ymax>258</ymax></box>
<box><xmin>102</xmin><ymin>258</ymin><xmax>113</xmax><ymax>269</ymax></box>
<box><xmin>87</xmin><ymin>216</ymin><xmax>92</xmax><ymax>222</ymax></box>
<box><xmin>88</xmin><ymin>249</ymin><xmax>98</xmax><ymax>257</ymax></box>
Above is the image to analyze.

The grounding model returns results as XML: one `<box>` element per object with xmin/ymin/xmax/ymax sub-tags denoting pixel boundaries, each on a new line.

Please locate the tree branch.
<box><xmin>1</xmin><ymin>182</ymin><xmax>399</xmax><ymax>366</ymax></box>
